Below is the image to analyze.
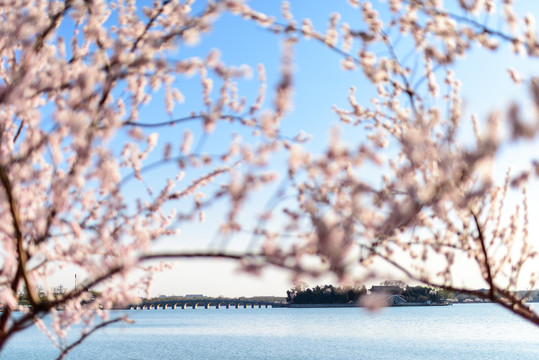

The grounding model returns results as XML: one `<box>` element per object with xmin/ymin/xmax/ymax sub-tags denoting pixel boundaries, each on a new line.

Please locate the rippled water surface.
<box><xmin>3</xmin><ymin>303</ymin><xmax>539</xmax><ymax>359</ymax></box>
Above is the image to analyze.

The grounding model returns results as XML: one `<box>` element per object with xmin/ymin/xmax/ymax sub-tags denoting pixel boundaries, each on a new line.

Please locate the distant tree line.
<box><xmin>286</xmin><ymin>285</ymin><xmax>367</xmax><ymax>304</ymax></box>
<box><xmin>377</xmin><ymin>283</ymin><xmax>489</xmax><ymax>304</ymax></box>
<box><xmin>436</xmin><ymin>289</ymin><xmax>539</xmax><ymax>303</ymax></box>
<box><xmin>144</xmin><ymin>284</ymin><xmax>539</xmax><ymax>307</ymax></box>
<box><xmin>17</xmin><ymin>285</ymin><xmax>66</xmax><ymax>306</ymax></box>
<box><xmin>285</xmin><ymin>282</ymin><xmax>484</xmax><ymax>305</ymax></box>
<box><xmin>401</xmin><ymin>286</ymin><xmax>539</xmax><ymax>304</ymax></box>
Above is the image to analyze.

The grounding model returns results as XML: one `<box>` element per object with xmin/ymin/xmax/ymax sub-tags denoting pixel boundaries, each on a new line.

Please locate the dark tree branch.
<box><xmin>368</xmin><ymin>245</ymin><xmax>539</xmax><ymax>327</ymax></box>
<box><xmin>472</xmin><ymin>211</ymin><xmax>495</xmax><ymax>298</ymax></box>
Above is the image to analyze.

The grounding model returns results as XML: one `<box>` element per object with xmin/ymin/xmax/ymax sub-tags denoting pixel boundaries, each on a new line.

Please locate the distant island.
<box><xmin>284</xmin><ymin>281</ymin><xmax>539</xmax><ymax>308</ymax></box>
<box><xmin>285</xmin><ymin>282</ymin><xmax>448</xmax><ymax>308</ymax></box>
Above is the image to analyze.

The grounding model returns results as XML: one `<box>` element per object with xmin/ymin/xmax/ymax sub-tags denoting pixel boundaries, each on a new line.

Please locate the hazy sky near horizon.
<box><xmin>47</xmin><ymin>0</ymin><xmax>539</xmax><ymax>298</ymax></box>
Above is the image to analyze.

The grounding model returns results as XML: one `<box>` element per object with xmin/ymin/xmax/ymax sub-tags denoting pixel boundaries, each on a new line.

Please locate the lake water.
<box><xmin>2</xmin><ymin>304</ymin><xmax>539</xmax><ymax>359</ymax></box>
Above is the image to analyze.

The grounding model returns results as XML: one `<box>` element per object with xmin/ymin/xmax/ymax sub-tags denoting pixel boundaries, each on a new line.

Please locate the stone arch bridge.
<box><xmin>128</xmin><ymin>298</ymin><xmax>286</xmax><ymax>310</ymax></box>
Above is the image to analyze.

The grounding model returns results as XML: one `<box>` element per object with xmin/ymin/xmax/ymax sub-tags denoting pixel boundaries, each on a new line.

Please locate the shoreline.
<box><xmin>281</xmin><ymin>302</ymin><xmax>452</xmax><ymax>308</ymax></box>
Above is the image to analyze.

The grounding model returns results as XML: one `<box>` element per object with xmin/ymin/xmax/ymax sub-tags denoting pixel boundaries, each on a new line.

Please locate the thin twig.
<box><xmin>56</xmin><ymin>317</ymin><xmax>129</xmax><ymax>360</ymax></box>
